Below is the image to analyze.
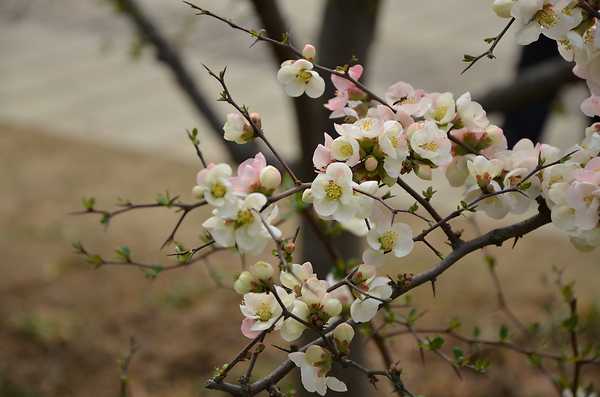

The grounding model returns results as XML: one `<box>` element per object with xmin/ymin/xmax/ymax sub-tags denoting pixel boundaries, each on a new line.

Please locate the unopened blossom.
<box><xmin>233</xmin><ymin>261</ymin><xmax>274</xmax><ymax>294</ymax></box>
<box><xmin>379</xmin><ymin>120</ymin><xmax>410</xmax><ymax>178</ymax></box>
<box><xmin>230</xmin><ymin>152</ymin><xmax>280</xmax><ymax>194</ymax></box>
<box><xmin>193</xmin><ymin>163</ymin><xmax>234</xmax><ymax>207</ymax></box>
<box><xmin>408</xmin><ymin>121</ymin><xmax>453</xmax><ymax>166</ymax></box>
<box><xmin>456</xmin><ymin>92</ymin><xmax>489</xmax><ymax>130</ymax></box>
<box><xmin>289</xmin><ymin>346</ymin><xmax>347</xmax><ymax>396</ymax></box>
<box><xmin>223</xmin><ymin>113</ymin><xmax>255</xmax><ymax>144</ymax></box>
<box><xmin>511</xmin><ymin>0</ymin><xmax>583</xmax><ymax>45</ymax></box>
<box><xmin>325</xmin><ymin>64</ymin><xmax>365</xmax><ymax>118</ymax></box>
<box><xmin>310</xmin><ymin>162</ymin><xmax>357</xmax><ymax>223</ymax></box>
<box><xmin>202</xmin><ymin>193</ymin><xmax>280</xmax><ymax>254</ymax></box>
<box><xmin>466</xmin><ymin>155</ymin><xmax>504</xmax><ymax>190</ymax></box>
<box><xmin>302</xmin><ymin>44</ymin><xmax>316</xmax><ymax>61</ymax></box>
<box><xmin>493</xmin><ymin>0</ymin><xmax>515</xmax><ymax>18</ymax></box>
<box><xmin>385</xmin><ymin>81</ymin><xmax>431</xmax><ymax>116</ymax></box>
<box><xmin>424</xmin><ymin>92</ymin><xmax>456</xmax><ymax>125</ymax></box>
<box><xmin>349</xmin><ymin>265</ymin><xmax>392</xmax><ymax>323</ymax></box>
<box><xmin>280</xmin><ymin>299</ymin><xmax>310</xmax><ymax>342</ymax></box>
<box><xmin>277</xmin><ymin>59</ymin><xmax>325</xmax><ymax>98</ymax></box>
<box><xmin>333</xmin><ymin>323</ymin><xmax>355</xmax><ymax>354</ymax></box>
<box><xmin>240</xmin><ymin>286</ymin><xmax>293</xmax><ymax>338</ymax></box>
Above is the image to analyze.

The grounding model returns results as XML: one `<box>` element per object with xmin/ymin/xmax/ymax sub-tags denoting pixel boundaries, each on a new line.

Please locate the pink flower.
<box><xmin>385</xmin><ymin>81</ymin><xmax>431</xmax><ymax>117</ymax></box>
<box><xmin>324</xmin><ymin>65</ymin><xmax>365</xmax><ymax>118</ymax></box>
<box><xmin>574</xmin><ymin>157</ymin><xmax>600</xmax><ymax>184</ymax></box>
<box><xmin>581</xmin><ymin>95</ymin><xmax>600</xmax><ymax>117</ymax></box>
<box><xmin>231</xmin><ymin>153</ymin><xmax>267</xmax><ymax>193</ymax></box>
<box><xmin>312</xmin><ymin>133</ymin><xmax>334</xmax><ymax>172</ymax></box>
<box><xmin>241</xmin><ymin>318</ymin><xmax>261</xmax><ymax>339</ymax></box>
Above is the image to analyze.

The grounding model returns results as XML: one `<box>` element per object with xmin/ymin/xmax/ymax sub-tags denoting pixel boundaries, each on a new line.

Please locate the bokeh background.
<box><xmin>1</xmin><ymin>1</ymin><xmax>599</xmax><ymax>396</ymax></box>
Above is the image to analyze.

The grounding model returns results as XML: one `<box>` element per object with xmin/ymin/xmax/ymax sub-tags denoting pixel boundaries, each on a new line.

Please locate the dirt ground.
<box><xmin>1</xmin><ymin>123</ymin><xmax>599</xmax><ymax>397</ymax></box>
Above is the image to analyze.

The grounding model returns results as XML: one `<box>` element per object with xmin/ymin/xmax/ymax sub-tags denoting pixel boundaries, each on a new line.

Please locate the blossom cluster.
<box><xmin>190</xmin><ymin>37</ymin><xmax>600</xmax><ymax>395</ymax></box>
<box><xmin>492</xmin><ymin>0</ymin><xmax>600</xmax><ymax>117</ymax></box>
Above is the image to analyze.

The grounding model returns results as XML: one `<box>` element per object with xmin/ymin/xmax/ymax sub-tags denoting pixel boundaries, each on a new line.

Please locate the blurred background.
<box><xmin>1</xmin><ymin>1</ymin><xmax>599</xmax><ymax>396</ymax></box>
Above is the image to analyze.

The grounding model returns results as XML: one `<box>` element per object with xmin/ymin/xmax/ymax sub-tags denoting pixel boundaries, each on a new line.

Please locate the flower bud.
<box><xmin>323</xmin><ymin>298</ymin><xmax>342</xmax><ymax>317</ymax></box>
<box><xmin>302</xmin><ymin>189</ymin><xmax>314</xmax><ymax>204</ymax></box>
<box><xmin>305</xmin><ymin>345</ymin><xmax>326</xmax><ymax>365</ymax></box>
<box><xmin>492</xmin><ymin>0</ymin><xmax>514</xmax><ymax>18</ymax></box>
<box><xmin>251</xmin><ymin>261</ymin><xmax>274</xmax><ymax>280</ymax></box>
<box><xmin>333</xmin><ymin>323</ymin><xmax>355</xmax><ymax>347</ymax></box>
<box><xmin>364</xmin><ymin>156</ymin><xmax>378</xmax><ymax>172</ymax></box>
<box><xmin>302</xmin><ymin>44</ymin><xmax>316</xmax><ymax>61</ymax></box>
<box><xmin>192</xmin><ymin>185</ymin><xmax>204</xmax><ymax>199</ymax></box>
<box><xmin>250</xmin><ymin>112</ymin><xmax>262</xmax><ymax>129</ymax></box>
<box><xmin>233</xmin><ymin>271</ymin><xmax>255</xmax><ymax>294</ymax></box>
<box><xmin>259</xmin><ymin>165</ymin><xmax>282</xmax><ymax>190</ymax></box>
<box><xmin>280</xmin><ymin>271</ymin><xmax>300</xmax><ymax>291</ymax></box>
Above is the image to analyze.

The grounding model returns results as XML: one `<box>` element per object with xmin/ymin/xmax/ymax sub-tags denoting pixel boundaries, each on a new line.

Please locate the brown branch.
<box><xmin>114</xmin><ymin>0</ymin><xmax>262</xmax><ymax>164</ymax></box>
<box><xmin>461</xmin><ymin>17</ymin><xmax>515</xmax><ymax>74</ymax></box>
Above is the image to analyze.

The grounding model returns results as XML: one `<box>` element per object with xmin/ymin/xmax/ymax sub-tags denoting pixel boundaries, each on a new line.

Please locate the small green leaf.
<box><xmin>499</xmin><ymin>324</ymin><xmax>509</xmax><ymax>341</ymax></box>
<box><xmin>82</xmin><ymin>197</ymin><xmax>96</xmax><ymax>211</ymax></box>
<box><xmin>144</xmin><ymin>266</ymin><xmax>163</xmax><ymax>279</ymax></box>
<box><xmin>473</xmin><ymin>326</ymin><xmax>481</xmax><ymax>339</ymax></box>
<box><xmin>528</xmin><ymin>353</ymin><xmax>542</xmax><ymax>368</ymax></box>
<box><xmin>448</xmin><ymin>318</ymin><xmax>462</xmax><ymax>331</ymax></box>
<box><xmin>452</xmin><ymin>346</ymin><xmax>465</xmax><ymax>364</ymax></box>
<box><xmin>427</xmin><ymin>336</ymin><xmax>445</xmax><ymax>351</ymax></box>
<box><xmin>462</xmin><ymin>54</ymin><xmax>476</xmax><ymax>62</ymax></box>
<box><xmin>408</xmin><ymin>202</ymin><xmax>419</xmax><ymax>213</ymax></box>
<box><xmin>115</xmin><ymin>246</ymin><xmax>131</xmax><ymax>262</ymax></box>
<box><xmin>483</xmin><ymin>36</ymin><xmax>497</xmax><ymax>44</ymax></box>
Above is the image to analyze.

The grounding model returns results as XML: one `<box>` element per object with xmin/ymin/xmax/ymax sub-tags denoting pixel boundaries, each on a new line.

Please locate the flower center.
<box><xmin>325</xmin><ymin>180</ymin><xmax>343</xmax><ymax>201</ymax></box>
<box><xmin>379</xmin><ymin>230</ymin><xmax>398</xmax><ymax>252</ymax></box>
<box><xmin>584</xmin><ymin>195</ymin><xmax>595</xmax><ymax>206</ymax></box>
<box><xmin>534</xmin><ymin>4</ymin><xmax>557</xmax><ymax>28</ymax></box>
<box><xmin>297</xmin><ymin>70</ymin><xmax>313</xmax><ymax>84</ymax></box>
<box><xmin>211</xmin><ymin>182</ymin><xmax>227</xmax><ymax>198</ymax></box>
<box><xmin>419</xmin><ymin>141</ymin><xmax>439</xmax><ymax>152</ymax></box>
<box><xmin>360</xmin><ymin>119</ymin><xmax>374</xmax><ymax>131</ymax></box>
<box><xmin>256</xmin><ymin>303</ymin><xmax>273</xmax><ymax>322</ymax></box>
<box><xmin>236</xmin><ymin>209</ymin><xmax>255</xmax><ymax>227</ymax></box>
<box><xmin>389</xmin><ymin>135</ymin><xmax>400</xmax><ymax>148</ymax></box>
<box><xmin>339</xmin><ymin>142</ymin><xmax>354</xmax><ymax>158</ymax></box>
<box><xmin>433</xmin><ymin>106</ymin><xmax>448</xmax><ymax>122</ymax></box>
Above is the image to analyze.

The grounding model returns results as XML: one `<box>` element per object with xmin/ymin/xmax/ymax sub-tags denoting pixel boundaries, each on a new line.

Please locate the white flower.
<box><xmin>277</xmin><ymin>59</ymin><xmax>325</xmax><ymax>98</ymax></box>
<box><xmin>564</xmin><ymin>181</ymin><xmax>600</xmax><ymax>230</ymax></box>
<box><xmin>233</xmin><ymin>261</ymin><xmax>274</xmax><ymax>294</ymax></box>
<box><xmin>408</xmin><ymin>121</ymin><xmax>452</xmax><ymax>166</ymax></box>
<box><xmin>349</xmin><ymin>265</ymin><xmax>392</xmax><ymax>323</ymax></box>
<box><xmin>466</xmin><ymin>155</ymin><xmax>504</xmax><ymax>189</ymax></box>
<box><xmin>240</xmin><ymin>286</ymin><xmax>293</xmax><ymax>338</ymax></box>
<box><xmin>289</xmin><ymin>346</ymin><xmax>347</xmax><ymax>396</ymax></box>
<box><xmin>280</xmin><ymin>299</ymin><xmax>310</xmax><ymax>342</ymax></box>
<box><xmin>280</xmin><ymin>262</ymin><xmax>316</xmax><ymax>294</ymax></box>
<box><xmin>194</xmin><ymin>163</ymin><xmax>234</xmax><ymax>207</ymax></box>
<box><xmin>311</xmin><ymin>162</ymin><xmax>357</xmax><ymax>223</ymax></box>
<box><xmin>445</xmin><ymin>155</ymin><xmax>471</xmax><ymax>187</ymax></box>
<box><xmin>333</xmin><ymin>323</ymin><xmax>355</xmax><ymax>353</ymax></box>
<box><xmin>366</xmin><ymin>221</ymin><xmax>414</xmax><ymax>258</ymax></box>
<box><xmin>465</xmin><ymin>181</ymin><xmax>510</xmax><ymax>219</ymax></box>
<box><xmin>330</xmin><ymin>135</ymin><xmax>361</xmax><ymax>166</ymax></box>
<box><xmin>223</xmin><ymin>113</ymin><xmax>254</xmax><ymax>144</ymax></box>
<box><xmin>456</xmin><ymin>92</ymin><xmax>489</xmax><ymax>130</ymax></box>
<box><xmin>379</xmin><ymin>120</ymin><xmax>409</xmax><ymax>178</ymax></box>
<box><xmin>503</xmin><ymin>167</ymin><xmax>541</xmax><ymax>214</ymax></box>
<box><xmin>202</xmin><ymin>193</ymin><xmax>280</xmax><ymax>254</ymax></box>
<box><xmin>511</xmin><ymin>0</ymin><xmax>583</xmax><ymax>45</ymax></box>
<box><xmin>385</xmin><ymin>81</ymin><xmax>431</xmax><ymax>116</ymax></box>
<box><xmin>424</xmin><ymin>92</ymin><xmax>456</xmax><ymax>125</ymax></box>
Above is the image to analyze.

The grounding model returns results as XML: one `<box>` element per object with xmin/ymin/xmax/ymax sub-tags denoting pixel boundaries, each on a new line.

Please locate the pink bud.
<box><xmin>302</xmin><ymin>44</ymin><xmax>316</xmax><ymax>60</ymax></box>
<box><xmin>365</xmin><ymin>156</ymin><xmax>378</xmax><ymax>172</ymax></box>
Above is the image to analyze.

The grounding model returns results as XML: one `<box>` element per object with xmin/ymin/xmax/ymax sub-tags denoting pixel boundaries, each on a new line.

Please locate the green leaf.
<box><xmin>462</xmin><ymin>54</ymin><xmax>476</xmax><ymax>62</ymax></box>
<box><xmin>448</xmin><ymin>318</ymin><xmax>462</xmax><ymax>331</ymax></box>
<box><xmin>82</xmin><ymin>197</ymin><xmax>96</xmax><ymax>211</ymax></box>
<box><xmin>528</xmin><ymin>353</ymin><xmax>542</xmax><ymax>368</ymax></box>
<box><xmin>483</xmin><ymin>36</ymin><xmax>497</xmax><ymax>44</ymax></box>
<box><xmin>144</xmin><ymin>266</ymin><xmax>163</xmax><ymax>279</ymax></box>
<box><xmin>427</xmin><ymin>336</ymin><xmax>445</xmax><ymax>351</ymax></box>
<box><xmin>408</xmin><ymin>202</ymin><xmax>419</xmax><ymax>213</ymax></box>
<box><xmin>422</xmin><ymin>186</ymin><xmax>436</xmax><ymax>201</ymax></box>
<box><xmin>87</xmin><ymin>254</ymin><xmax>104</xmax><ymax>268</ymax></box>
<box><xmin>115</xmin><ymin>246</ymin><xmax>131</xmax><ymax>262</ymax></box>
<box><xmin>562</xmin><ymin>314</ymin><xmax>578</xmax><ymax>332</ymax></box>
<box><xmin>473</xmin><ymin>326</ymin><xmax>481</xmax><ymax>339</ymax></box>
<box><xmin>473</xmin><ymin>358</ymin><xmax>490</xmax><ymax>373</ymax></box>
<box><xmin>452</xmin><ymin>346</ymin><xmax>465</xmax><ymax>364</ymax></box>
<box><xmin>499</xmin><ymin>324</ymin><xmax>509</xmax><ymax>341</ymax></box>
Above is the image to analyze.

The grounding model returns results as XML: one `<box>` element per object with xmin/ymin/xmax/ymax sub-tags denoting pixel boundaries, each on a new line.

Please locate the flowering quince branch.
<box><xmin>461</xmin><ymin>17</ymin><xmax>516</xmax><ymax>74</ymax></box>
<box><xmin>77</xmin><ymin>2</ymin><xmax>600</xmax><ymax>396</ymax></box>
